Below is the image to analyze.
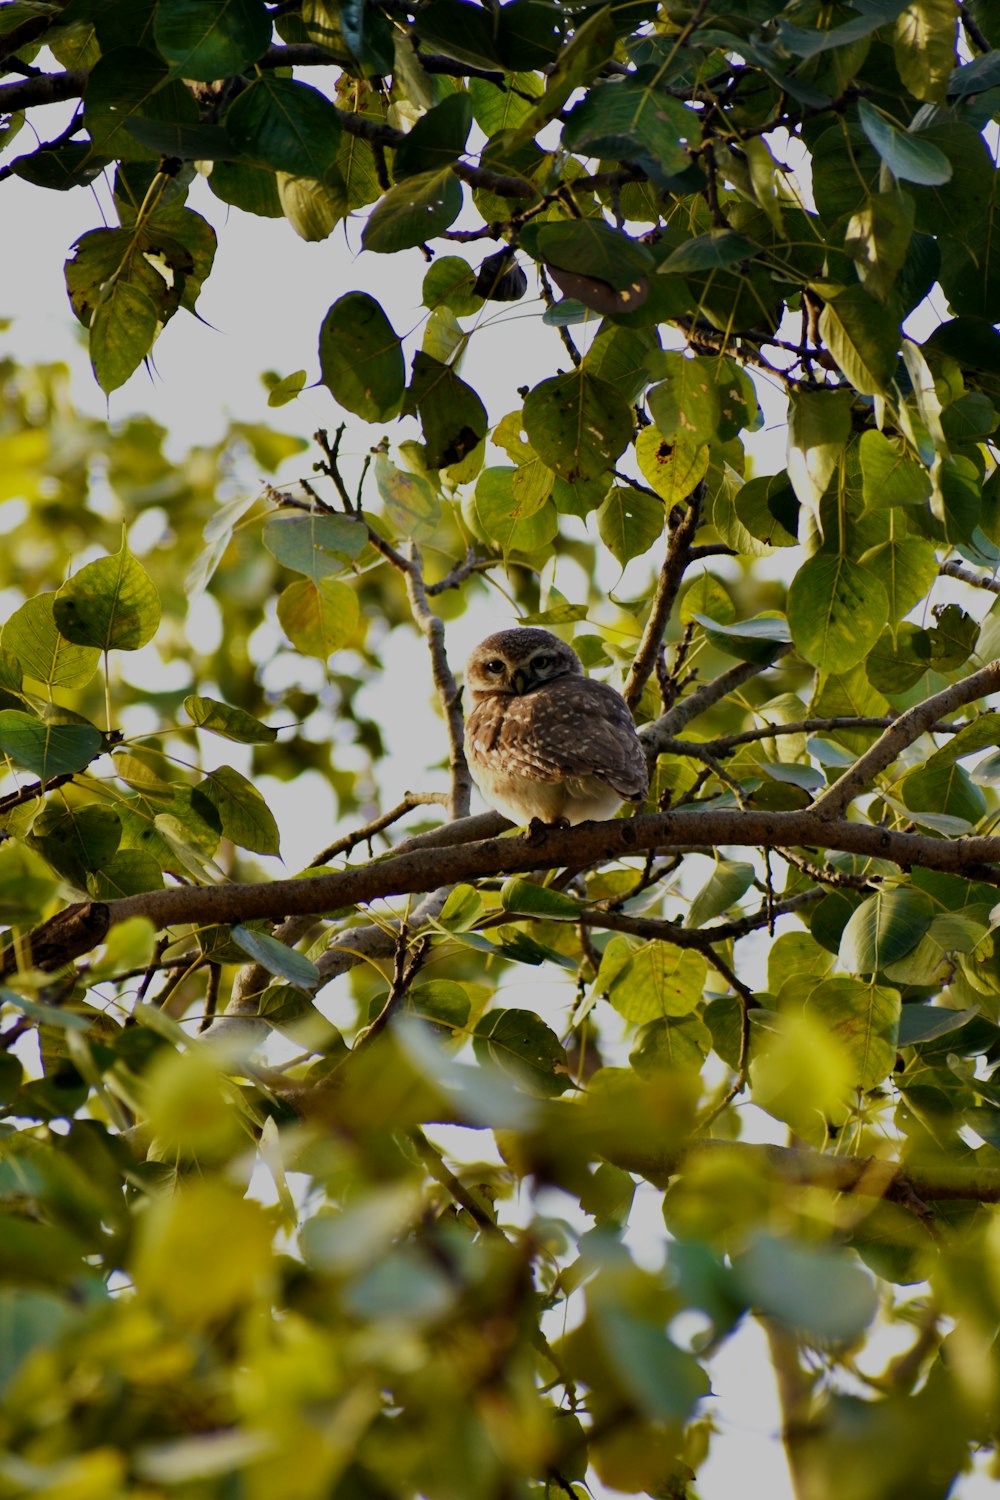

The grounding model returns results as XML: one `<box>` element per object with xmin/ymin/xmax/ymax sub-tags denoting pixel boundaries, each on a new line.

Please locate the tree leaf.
<box><xmin>635</xmin><ymin>427</ymin><xmax>709</xmax><ymax>504</ymax></box>
<box><xmin>263</xmin><ymin>512</ymin><xmax>368</xmax><ymax>578</ymax></box>
<box><xmin>838</xmin><ymin>890</ymin><xmax>935</xmax><ymax>975</ymax></box>
<box><xmin>362</xmin><ymin>167</ymin><xmax>463</xmax><ymax>252</ymax></box>
<box><xmin>786</xmin><ymin>553</ymin><xmax>888</xmax><ymax>672</ymax></box>
<box><xmin>859</xmin><ymin>430</ymin><xmax>931</xmax><ymax>509</ymax></box>
<box><xmin>0</xmin><ymin>710</ymin><xmax>103</xmax><ymax>778</ymax></box>
<box><xmin>406</xmin><ymin>351</ymin><xmax>487</xmax><ymax>469</ymax></box>
<box><xmin>596</xmin><ymin>485</ymin><xmax>663</xmax><ymax>565</ymax></box>
<box><xmin>318</xmin><ymin>292</ymin><xmax>405</xmax><ymax>423</ymax></box>
<box><xmin>225</xmin><ymin>75</ymin><xmax>341</xmax><ymax>179</ymax></box>
<box><xmin>54</xmin><ymin>542</ymin><xmax>160</xmax><ymax>652</ymax></box>
<box><xmin>561</xmin><ymin>77</ymin><xmax>694</xmax><ymax>173</ymax></box>
<box><xmin>276</xmin><ymin>578</ymin><xmax>360</xmax><ymax>659</ymax></box>
<box><xmin>597</xmin><ymin>939</ymin><xmax>708</xmax><ymax>1021</ymax></box>
<box><xmin>374</xmin><ymin>452</ymin><xmax>442</xmax><ymax>540</ymax></box>
<box><xmin>786</xmin><ymin>389</ymin><xmax>854</xmax><ymax>512</ymax></box>
<box><xmin>183</xmin><ymin>696</ymin><xmax>277</xmax><ymax>743</ymax></box>
<box><xmin>472</xmin><ymin>1008</ymin><xmax>571</xmax><ymax>1096</ymax></box>
<box><xmin>153</xmin><ymin>0</ymin><xmax>271</xmax><ymax>81</ymax></box>
<box><xmin>522</xmin><ymin>369</ymin><xmax>631</xmax><ymax>483</ymax></box>
<box><xmin>201</xmin><ymin>766</ymin><xmax>280</xmax><ymax>856</ymax></box>
<box><xmin>659</xmin><ymin>230</ymin><xmax>758</xmax><ymax>274</ymax></box>
<box><xmin>393</xmin><ymin>92</ymin><xmax>473</xmax><ymax>178</ymax></box>
<box><xmin>231</xmin><ymin>924</ymin><xmax>319</xmax><ymax>989</ymax></box>
<box><xmin>88</xmin><ymin>280</ymin><xmax>159</xmax><ymax>395</ymax></box>
<box><xmin>2</xmin><ymin>594</ymin><xmax>100</xmax><ymax>688</ymax></box>
<box><xmin>818</xmin><ymin>284</ymin><xmax>899</xmax><ymax>394</ymax></box>
<box><xmin>856</xmin><ymin>100</ymin><xmax>952</xmax><ymax>186</ymax></box>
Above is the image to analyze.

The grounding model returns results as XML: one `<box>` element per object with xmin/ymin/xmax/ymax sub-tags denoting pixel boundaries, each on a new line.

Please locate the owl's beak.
<box><xmin>510</xmin><ymin>667</ymin><xmax>530</xmax><ymax>694</ymax></box>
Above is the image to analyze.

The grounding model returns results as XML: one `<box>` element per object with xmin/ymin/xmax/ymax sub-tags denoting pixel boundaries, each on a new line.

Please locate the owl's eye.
<box><xmin>483</xmin><ymin>659</ymin><xmax>505</xmax><ymax>674</ymax></box>
<box><xmin>533</xmin><ymin>654</ymin><xmax>552</xmax><ymax>670</ymax></box>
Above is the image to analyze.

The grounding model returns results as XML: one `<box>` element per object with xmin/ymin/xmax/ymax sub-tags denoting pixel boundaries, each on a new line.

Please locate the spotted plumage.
<box><xmin>463</xmin><ymin>628</ymin><xmax>648</xmax><ymax>826</ymax></box>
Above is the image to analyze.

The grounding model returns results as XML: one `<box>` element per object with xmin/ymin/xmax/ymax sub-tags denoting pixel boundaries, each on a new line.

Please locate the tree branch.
<box><xmin>644</xmin><ymin>647</ymin><xmax>792</xmax><ymax>745</ymax></box>
<box><xmin>810</xmin><ymin>660</ymin><xmax>1000</xmax><ymax>818</ymax></box>
<box><xmin>10</xmin><ymin>807</ymin><xmax>1000</xmax><ymax>975</ymax></box>
<box><xmin>623</xmin><ymin>486</ymin><xmax>703</xmax><ymax>713</ymax></box>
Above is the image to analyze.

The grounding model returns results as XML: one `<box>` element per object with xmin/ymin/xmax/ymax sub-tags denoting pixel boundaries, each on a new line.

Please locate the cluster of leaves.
<box><xmin>6</xmin><ymin>0</ymin><xmax>1000</xmax><ymax>1497</ymax></box>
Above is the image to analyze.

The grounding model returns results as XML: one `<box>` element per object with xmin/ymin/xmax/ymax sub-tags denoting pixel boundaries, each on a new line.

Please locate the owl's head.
<box><xmin>464</xmin><ymin>628</ymin><xmax>582</xmax><ymax>699</ymax></box>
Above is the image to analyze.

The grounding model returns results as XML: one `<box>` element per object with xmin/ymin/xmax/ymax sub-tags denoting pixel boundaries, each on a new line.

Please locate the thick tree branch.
<box><xmin>810</xmin><ymin>660</ymin><xmax>1000</xmax><ymax>818</ymax></box>
<box><xmin>9</xmin><ymin>807</ymin><xmax>1000</xmax><ymax>975</ymax></box>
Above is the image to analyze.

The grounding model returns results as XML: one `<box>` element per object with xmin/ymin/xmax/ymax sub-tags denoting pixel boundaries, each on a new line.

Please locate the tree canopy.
<box><xmin>4</xmin><ymin>0</ymin><xmax>1000</xmax><ymax>1496</ymax></box>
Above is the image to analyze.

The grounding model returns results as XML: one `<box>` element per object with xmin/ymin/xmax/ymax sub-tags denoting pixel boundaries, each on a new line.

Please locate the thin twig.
<box><xmin>355</xmin><ymin>929</ymin><xmax>431</xmax><ymax>1049</ymax></box>
<box><xmin>309</xmin><ymin>793</ymin><xmax>450</xmax><ymax>866</ymax></box>
<box><xmin>624</xmin><ymin>486</ymin><xmax>704</xmax><ymax>713</ymax></box>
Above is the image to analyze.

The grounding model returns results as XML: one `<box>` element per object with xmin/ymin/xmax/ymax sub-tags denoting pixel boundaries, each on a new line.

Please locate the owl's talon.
<box><xmin>523</xmin><ymin>817</ymin><xmax>550</xmax><ymax>845</ymax></box>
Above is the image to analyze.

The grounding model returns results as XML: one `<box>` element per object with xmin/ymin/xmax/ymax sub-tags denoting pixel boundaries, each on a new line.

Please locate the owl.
<box><xmin>463</xmin><ymin>627</ymin><xmax>649</xmax><ymax>826</ymax></box>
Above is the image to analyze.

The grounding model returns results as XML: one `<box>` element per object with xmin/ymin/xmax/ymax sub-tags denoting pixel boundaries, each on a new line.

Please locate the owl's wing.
<box><xmin>466</xmin><ymin>679</ymin><xmax>648</xmax><ymax>797</ymax></box>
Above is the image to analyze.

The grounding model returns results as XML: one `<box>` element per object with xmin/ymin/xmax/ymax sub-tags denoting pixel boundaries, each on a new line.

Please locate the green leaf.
<box><xmin>596</xmin><ymin>486</ymin><xmax>663</xmax><ymax>566</ymax></box>
<box><xmin>225</xmin><ymin>76</ymin><xmax>341</xmax><ymax>179</ymax></box>
<box><xmin>83</xmin><ymin>47</ymin><xmax>171</xmax><ymax>158</ymax></box>
<box><xmin>856</xmin><ymin>100</ymin><xmax>952</xmax><ymax>186</ymax></box>
<box><xmin>422</xmin><ymin>255</ymin><xmax>483</xmax><ymax>315</ymax></box>
<box><xmin>201</xmin><ymin>766</ymin><xmax>280</xmax><ymax>856</ymax></box>
<box><xmin>413</xmin><ymin>0</ymin><xmax>502</xmax><ymax>69</ymax></box>
<box><xmin>406</xmin><ymin>351</ymin><xmax>488</xmax><ymax>469</ymax></box>
<box><xmin>318</xmin><ymin>293</ymin><xmax>405</xmax><ymax>424</ymax></box>
<box><xmin>374</xmin><ymin>453</ymin><xmax>442</xmax><ymax>541</ymax></box>
<box><xmin>901</xmin><ymin>759</ymin><xmax>986</xmax><ymax>824</ymax></box>
<box><xmin>518</xmin><ymin>3</ymin><xmax>615</xmax><ymax>129</ymax></box>
<box><xmin>263</xmin><ymin>511</ymin><xmax>368</xmax><ymax>579</ymax></box>
<box><xmin>691</xmin><ymin>612</ymin><xmax>791</xmax><ymax>665</ymax></box>
<box><xmin>123</xmin><ymin>118</ymin><xmax>238</xmax><ymax>160</ymax></box>
<box><xmin>844</xmin><ymin>189</ymin><xmax>915</xmax><ymax>304</ymax></box>
<box><xmin>561</xmin><ymin>77</ymin><xmax>694</xmax><ymax>173</ymax></box>
<box><xmin>183</xmin><ymin>696</ymin><xmax>278</xmax><ymax>744</ymax></box>
<box><xmin>597</xmin><ymin>938</ymin><xmax>708</xmax><ymax>1022</ymax></box>
<box><xmin>635</xmin><ymin>427</ymin><xmax>709</xmax><ymax>505</ymax></box>
<box><xmin>472</xmin><ymin>1008</ymin><xmax>571</xmax><ymax>1096</ymax></box>
<box><xmin>522</xmin><ymin>369</ymin><xmax>631</xmax><ymax>483</ymax></box>
<box><xmin>808</xmin><ymin>976</ymin><xmax>901</xmax><ymax>1091</ymax></box>
<box><xmin>88</xmin><ymin>280</ymin><xmax>159</xmax><ymax>395</ymax></box>
<box><xmin>786</xmin><ymin>554</ymin><xmax>888</xmax><ymax>672</ymax></box>
<box><xmin>499</xmin><ymin>878</ymin><xmax>581</xmax><ymax>919</ymax></box>
<box><xmin>659</xmin><ymin>230</ymin><xmax>758</xmax><ymax>274</ymax></box>
<box><xmin>471</xmin><ymin>467</ymin><xmax>558</xmax><ymax>554</ymax></box>
<box><xmin>838</xmin><ymin>889</ymin><xmax>934</xmax><ymax>975</ymax></box>
<box><xmin>686</xmin><ymin>860</ymin><xmax>755</xmax><ymax>928</ymax></box>
<box><xmin>54</xmin><ymin>542</ymin><xmax>160</xmax><ymax>651</ymax></box>
<box><xmin>393</xmin><ymin>92</ymin><xmax>473</xmax><ymax>179</ymax></box>
<box><xmin>362</xmin><ymin>167</ymin><xmax>463</xmax><ymax>252</ymax></box>
<box><xmin>646</xmin><ymin>353</ymin><xmax>719</xmax><ymax>443</ymax></box>
<box><xmin>860</xmin><ymin>536</ymin><xmax>938</xmax><ymax>627</ymax></box>
<box><xmin>2</xmin><ymin>594</ymin><xmax>100</xmax><ymax>688</ymax></box>
<box><xmin>153</xmin><ymin>0</ymin><xmax>271</xmax><ymax>81</ymax></box>
<box><xmin>0</xmin><ymin>710</ymin><xmax>102</xmax><ymax>778</ymax></box>
<box><xmin>276</xmin><ymin>578</ymin><xmax>360</xmax><ymax>660</ymax></box>
<box><xmin>735</xmin><ymin>1234</ymin><xmax>877</xmax><ymax>1343</ymax></box>
<box><xmin>818</xmin><ymin>285</ymin><xmax>899</xmax><ymax>395</ymax></box>
<box><xmin>532</xmin><ymin>218</ymin><xmax>654</xmax><ymax>292</ymax></box>
<box><xmin>894</xmin><ymin>0</ymin><xmax>957</xmax><ymax>102</ymax></box>
<box><xmin>267</xmin><ymin>370</ymin><xmax>307</xmax><ymax>407</ymax></box>
<box><xmin>231</xmin><ymin>925</ymin><xmax>319</xmax><ymax>991</ymax></box>
<box><xmin>787</xmin><ymin>389</ymin><xmax>854</xmax><ymax>512</ymax></box>
<box><xmin>277</xmin><ymin>171</ymin><xmax>347</xmax><ymax>243</ymax></box>
<box><xmin>859</xmin><ymin>430</ymin><xmax>931</xmax><ymax>509</ymax></box>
